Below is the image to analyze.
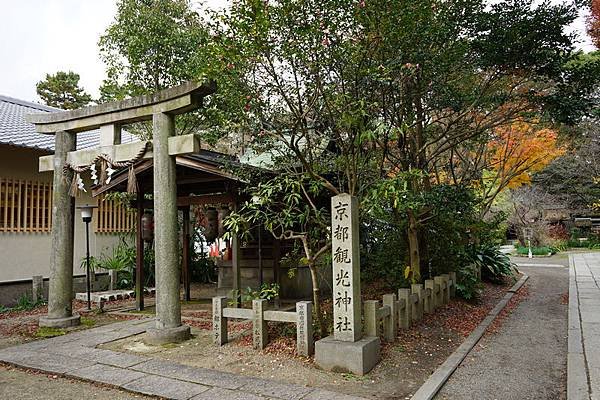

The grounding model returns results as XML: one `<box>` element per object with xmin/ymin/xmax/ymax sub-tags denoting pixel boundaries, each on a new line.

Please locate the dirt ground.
<box><xmin>101</xmin><ymin>280</ymin><xmax>517</xmax><ymax>400</ymax></box>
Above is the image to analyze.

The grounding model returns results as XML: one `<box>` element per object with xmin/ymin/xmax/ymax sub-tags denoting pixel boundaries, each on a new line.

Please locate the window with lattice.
<box><xmin>95</xmin><ymin>195</ymin><xmax>136</xmax><ymax>233</ymax></box>
<box><xmin>0</xmin><ymin>177</ymin><xmax>53</xmax><ymax>233</ymax></box>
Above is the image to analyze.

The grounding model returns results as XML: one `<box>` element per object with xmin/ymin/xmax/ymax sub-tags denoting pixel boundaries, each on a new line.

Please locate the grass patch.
<box><xmin>35</xmin><ymin>327</ymin><xmax>66</xmax><ymax>338</ymax></box>
<box><xmin>80</xmin><ymin>317</ymin><xmax>96</xmax><ymax>327</ymax></box>
<box><xmin>160</xmin><ymin>343</ymin><xmax>178</xmax><ymax>349</ymax></box>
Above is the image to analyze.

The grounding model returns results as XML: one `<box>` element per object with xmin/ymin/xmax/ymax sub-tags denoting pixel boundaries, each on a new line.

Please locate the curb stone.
<box><xmin>410</xmin><ymin>274</ymin><xmax>529</xmax><ymax>400</ymax></box>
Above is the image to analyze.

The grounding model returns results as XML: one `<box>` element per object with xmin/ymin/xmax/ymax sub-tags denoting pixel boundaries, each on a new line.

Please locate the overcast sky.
<box><xmin>0</xmin><ymin>0</ymin><xmax>594</xmax><ymax>103</ymax></box>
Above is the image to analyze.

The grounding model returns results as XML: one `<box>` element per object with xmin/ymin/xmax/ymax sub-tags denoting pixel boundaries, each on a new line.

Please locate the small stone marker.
<box><xmin>331</xmin><ymin>193</ymin><xmax>361</xmax><ymax>342</ymax></box>
<box><xmin>213</xmin><ymin>296</ymin><xmax>228</xmax><ymax>345</ymax></box>
<box><xmin>252</xmin><ymin>299</ymin><xmax>268</xmax><ymax>350</ymax></box>
<box><xmin>109</xmin><ymin>270</ymin><xmax>118</xmax><ymax>291</ymax></box>
<box><xmin>32</xmin><ymin>275</ymin><xmax>44</xmax><ymax>303</ymax></box>
<box><xmin>296</xmin><ymin>301</ymin><xmax>313</xmax><ymax>356</ymax></box>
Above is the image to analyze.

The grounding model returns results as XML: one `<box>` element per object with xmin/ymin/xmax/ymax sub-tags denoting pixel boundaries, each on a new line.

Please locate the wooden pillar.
<box><xmin>135</xmin><ymin>195</ymin><xmax>144</xmax><ymax>311</ymax></box>
<box><xmin>40</xmin><ymin>131</ymin><xmax>79</xmax><ymax>328</ymax></box>
<box><xmin>273</xmin><ymin>239</ymin><xmax>281</xmax><ymax>308</ymax></box>
<box><xmin>232</xmin><ymin>233</ymin><xmax>241</xmax><ymax>307</ymax></box>
<box><xmin>182</xmin><ymin>206</ymin><xmax>191</xmax><ymax>302</ymax></box>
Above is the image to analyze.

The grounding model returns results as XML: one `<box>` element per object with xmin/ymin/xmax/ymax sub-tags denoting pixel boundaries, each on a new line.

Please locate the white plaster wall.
<box><xmin>0</xmin><ymin>144</ymin><xmax>122</xmax><ymax>283</ymax></box>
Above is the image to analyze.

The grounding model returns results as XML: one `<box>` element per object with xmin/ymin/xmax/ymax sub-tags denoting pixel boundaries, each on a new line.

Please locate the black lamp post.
<box><xmin>78</xmin><ymin>205</ymin><xmax>97</xmax><ymax>311</ymax></box>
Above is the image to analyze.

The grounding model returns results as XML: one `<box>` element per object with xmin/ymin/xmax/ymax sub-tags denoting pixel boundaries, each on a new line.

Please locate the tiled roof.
<box><xmin>0</xmin><ymin>95</ymin><xmax>136</xmax><ymax>152</ymax></box>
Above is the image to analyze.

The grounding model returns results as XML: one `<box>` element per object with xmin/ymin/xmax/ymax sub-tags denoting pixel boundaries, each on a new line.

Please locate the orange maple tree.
<box><xmin>480</xmin><ymin>119</ymin><xmax>565</xmax><ymax>213</ymax></box>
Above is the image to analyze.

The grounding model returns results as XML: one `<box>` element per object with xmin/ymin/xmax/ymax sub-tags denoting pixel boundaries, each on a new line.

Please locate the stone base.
<box><xmin>144</xmin><ymin>325</ymin><xmax>191</xmax><ymax>345</ymax></box>
<box><xmin>39</xmin><ymin>314</ymin><xmax>81</xmax><ymax>328</ymax></box>
<box><xmin>315</xmin><ymin>335</ymin><xmax>380</xmax><ymax>376</ymax></box>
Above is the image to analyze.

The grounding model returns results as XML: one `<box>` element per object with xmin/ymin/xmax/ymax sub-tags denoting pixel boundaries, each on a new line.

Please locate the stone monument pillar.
<box><xmin>315</xmin><ymin>193</ymin><xmax>380</xmax><ymax>375</ymax></box>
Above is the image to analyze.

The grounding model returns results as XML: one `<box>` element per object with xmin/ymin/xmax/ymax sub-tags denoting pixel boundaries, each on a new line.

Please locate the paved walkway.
<box><xmin>0</xmin><ymin>319</ymin><xmax>362</xmax><ymax>400</ymax></box>
<box><xmin>569</xmin><ymin>253</ymin><xmax>600</xmax><ymax>400</ymax></box>
<box><xmin>436</xmin><ymin>265</ymin><xmax>568</xmax><ymax>400</ymax></box>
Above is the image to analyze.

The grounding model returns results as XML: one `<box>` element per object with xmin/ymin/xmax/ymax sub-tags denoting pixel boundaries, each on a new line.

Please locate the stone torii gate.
<box><xmin>27</xmin><ymin>81</ymin><xmax>216</xmax><ymax>344</ymax></box>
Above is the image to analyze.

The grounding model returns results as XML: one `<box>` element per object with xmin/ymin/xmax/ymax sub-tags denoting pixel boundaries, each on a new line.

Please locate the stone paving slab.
<box><xmin>131</xmin><ymin>359</ymin><xmax>250</xmax><ymax>390</ymax></box>
<box><xmin>122</xmin><ymin>374</ymin><xmax>210</xmax><ymax>399</ymax></box>
<box><xmin>68</xmin><ymin>363</ymin><xmax>147</xmax><ymax>387</ymax></box>
<box><xmin>190</xmin><ymin>387</ymin><xmax>271</xmax><ymax>400</ymax></box>
<box><xmin>19</xmin><ymin>353</ymin><xmax>96</xmax><ymax>375</ymax></box>
<box><xmin>240</xmin><ymin>377</ymin><xmax>314</xmax><ymax>400</ymax></box>
<box><xmin>569</xmin><ymin>253</ymin><xmax>600</xmax><ymax>400</ymax></box>
<box><xmin>0</xmin><ymin>318</ymin><xmax>367</xmax><ymax>400</ymax></box>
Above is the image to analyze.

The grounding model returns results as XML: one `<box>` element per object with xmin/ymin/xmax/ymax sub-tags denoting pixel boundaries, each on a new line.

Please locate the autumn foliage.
<box><xmin>487</xmin><ymin>120</ymin><xmax>565</xmax><ymax>189</ymax></box>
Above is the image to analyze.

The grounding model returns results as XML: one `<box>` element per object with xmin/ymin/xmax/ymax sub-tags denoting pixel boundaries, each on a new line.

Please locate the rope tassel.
<box><xmin>99</xmin><ymin>159</ymin><xmax>108</xmax><ymax>186</ymax></box>
<box><xmin>69</xmin><ymin>173</ymin><xmax>79</xmax><ymax>197</ymax></box>
<box><xmin>127</xmin><ymin>165</ymin><xmax>138</xmax><ymax>194</ymax></box>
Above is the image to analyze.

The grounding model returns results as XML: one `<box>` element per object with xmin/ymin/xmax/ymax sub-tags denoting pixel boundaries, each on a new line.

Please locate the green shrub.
<box><xmin>456</xmin><ymin>264</ymin><xmax>483</xmax><ymax>300</ymax></box>
<box><xmin>516</xmin><ymin>246</ymin><xmax>553</xmax><ymax>255</ymax></box>
<box><xmin>471</xmin><ymin>244</ymin><xmax>516</xmax><ymax>283</ymax></box>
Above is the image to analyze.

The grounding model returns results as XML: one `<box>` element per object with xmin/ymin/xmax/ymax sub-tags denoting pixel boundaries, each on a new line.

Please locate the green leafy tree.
<box><xmin>98</xmin><ymin>0</ymin><xmax>250</xmax><ymax>142</ymax></box>
<box><xmin>36</xmin><ymin>71</ymin><xmax>92</xmax><ymax>110</ymax></box>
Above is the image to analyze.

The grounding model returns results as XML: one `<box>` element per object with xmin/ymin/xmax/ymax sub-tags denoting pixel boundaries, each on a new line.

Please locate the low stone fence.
<box><xmin>364</xmin><ymin>272</ymin><xmax>456</xmax><ymax>341</ymax></box>
<box><xmin>212</xmin><ymin>297</ymin><xmax>314</xmax><ymax>356</ymax></box>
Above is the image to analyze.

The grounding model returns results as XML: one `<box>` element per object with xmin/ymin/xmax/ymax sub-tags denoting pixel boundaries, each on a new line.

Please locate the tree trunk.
<box><xmin>407</xmin><ymin>209</ymin><xmax>421</xmax><ymax>282</ymax></box>
<box><xmin>308</xmin><ymin>261</ymin><xmax>324</xmax><ymax>337</ymax></box>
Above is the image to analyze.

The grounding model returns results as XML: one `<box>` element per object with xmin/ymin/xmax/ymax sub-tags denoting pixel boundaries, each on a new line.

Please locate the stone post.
<box><xmin>383</xmin><ymin>294</ymin><xmax>397</xmax><ymax>341</ymax></box>
<box><xmin>449</xmin><ymin>272</ymin><xmax>457</xmax><ymax>298</ymax></box>
<box><xmin>425</xmin><ymin>279</ymin><xmax>437</xmax><ymax>310</ymax></box>
<box><xmin>40</xmin><ymin>131</ymin><xmax>79</xmax><ymax>328</ymax></box>
<box><xmin>145</xmin><ymin>112</ymin><xmax>190</xmax><ymax>345</ymax></box>
<box><xmin>398</xmin><ymin>288</ymin><xmax>412</xmax><ymax>329</ymax></box>
<box><xmin>441</xmin><ymin>274</ymin><xmax>451</xmax><ymax>303</ymax></box>
<box><xmin>253</xmin><ymin>299</ymin><xmax>268</xmax><ymax>350</ymax></box>
<box><xmin>364</xmin><ymin>300</ymin><xmax>379</xmax><ymax>337</ymax></box>
<box><xmin>32</xmin><ymin>275</ymin><xmax>44</xmax><ymax>303</ymax></box>
<box><xmin>331</xmin><ymin>193</ymin><xmax>362</xmax><ymax>342</ymax></box>
<box><xmin>423</xmin><ymin>288</ymin><xmax>432</xmax><ymax>314</ymax></box>
<box><xmin>296</xmin><ymin>301</ymin><xmax>313</xmax><ymax>356</ymax></box>
<box><xmin>411</xmin><ymin>284</ymin><xmax>424</xmax><ymax>321</ymax></box>
<box><xmin>213</xmin><ymin>296</ymin><xmax>228</xmax><ymax>345</ymax></box>
<box><xmin>434</xmin><ymin>276</ymin><xmax>446</xmax><ymax>305</ymax></box>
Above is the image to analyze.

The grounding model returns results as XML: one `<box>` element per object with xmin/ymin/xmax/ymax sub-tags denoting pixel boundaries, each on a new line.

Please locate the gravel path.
<box><xmin>0</xmin><ymin>365</ymin><xmax>150</xmax><ymax>400</ymax></box>
<box><xmin>436</xmin><ymin>266</ymin><xmax>568</xmax><ymax>400</ymax></box>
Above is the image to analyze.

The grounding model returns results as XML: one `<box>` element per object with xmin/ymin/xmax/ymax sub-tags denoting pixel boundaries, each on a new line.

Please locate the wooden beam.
<box><xmin>182</xmin><ymin>207</ymin><xmax>191</xmax><ymax>302</ymax></box>
<box><xmin>135</xmin><ymin>195</ymin><xmax>145</xmax><ymax>311</ymax></box>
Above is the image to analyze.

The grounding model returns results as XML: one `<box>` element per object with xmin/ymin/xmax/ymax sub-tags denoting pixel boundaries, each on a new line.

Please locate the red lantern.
<box><xmin>141</xmin><ymin>211</ymin><xmax>154</xmax><ymax>242</ymax></box>
<box><xmin>204</xmin><ymin>207</ymin><xmax>219</xmax><ymax>242</ymax></box>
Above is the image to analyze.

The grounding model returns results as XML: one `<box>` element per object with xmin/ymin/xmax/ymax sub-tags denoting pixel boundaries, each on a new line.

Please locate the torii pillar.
<box><xmin>27</xmin><ymin>81</ymin><xmax>216</xmax><ymax>343</ymax></box>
